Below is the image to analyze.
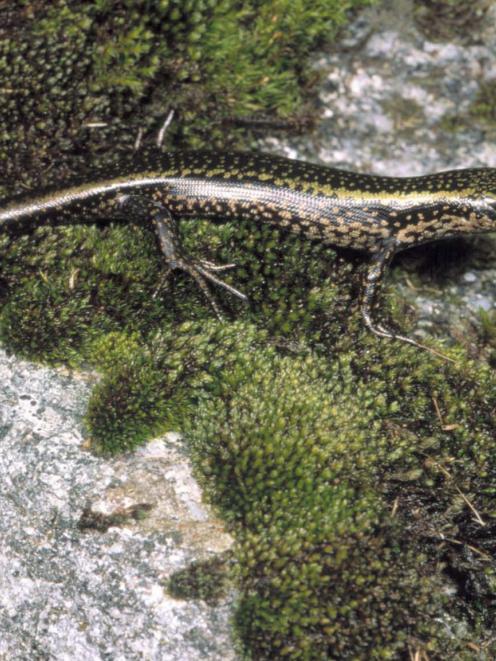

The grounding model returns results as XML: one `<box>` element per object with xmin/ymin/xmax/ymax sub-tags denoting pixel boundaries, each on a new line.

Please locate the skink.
<box><xmin>1</xmin><ymin>150</ymin><xmax>495</xmax><ymax>350</ymax></box>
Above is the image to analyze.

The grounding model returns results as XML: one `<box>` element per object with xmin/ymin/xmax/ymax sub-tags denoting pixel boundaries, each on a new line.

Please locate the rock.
<box><xmin>0</xmin><ymin>350</ymin><xmax>236</xmax><ymax>660</ymax></box>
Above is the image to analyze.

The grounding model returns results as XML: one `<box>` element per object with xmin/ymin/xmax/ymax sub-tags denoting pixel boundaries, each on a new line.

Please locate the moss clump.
<box><xmin>0</xmin><ymin>0</ymin><xmax>376</xmax><ymax>187</ymax></box>
<box><xmin>78</xmin><ymin>502</ymin><xmax>153</xmax><ymax>532</ymax></box>
<box><xmin>469</xmin><ymin>80</ymin><xmax>496</xmax><ymax>129</ymax></box>
<box><xmin>439</xmin><ymin>80</ymin><xmax>496</xmax><ymax>135</ymax></box>
<box><xmin>167</xmin><ymin>554</ymin><xmax>232</xmax><ymax>605</ymax></box>
<box><xmin>0</xmin><ymin>224</ymin><xmax>162</xmax><ymax>364</ymax></box>
<box><xmin>0</xmin><ymin>200</ymin><xmax>360</xmax><ymax>366</ymax></box>
<box><xmin>236</xmin><ymin>527</ymin><xmax>443</xmax><ymax>659</ymax></box>
<box><xmin>85</xmin><ymin>321</ymin><xmax>274</xmax><ymax>454</ymax></box>
<box><xmin>479</xmin><ymin>309</ymin><xmax>496</xmax><ymax>348</ymax></box>
<box><xmin>380</xmin><ymin>94</ymin><xmax>424</xmax><ymax>132</ymax></box>
<box><xmin>414</xmin><ymin>0</ymin><xmax>492</xmax><ymax>42</ymax></box>
<box><xmin>180</xmin><ymin>341</ymin><xmax>495</xmax><ymax>657</ymax></box>
<box><xmin>85</xmin><ymin>317</ymin><xmax>496</xmax><ymax>656</ymax></box>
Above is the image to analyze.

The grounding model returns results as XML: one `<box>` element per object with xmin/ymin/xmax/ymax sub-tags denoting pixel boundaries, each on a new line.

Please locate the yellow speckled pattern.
<box><xmin>1</xmin><ymin>150</ymin><xmax>495</xmax><ymax>348</ymax></box>
<box><xmin>2</xmin><ymin>150</ymin><xmax>496</xmax><ymax>252</ymax></box>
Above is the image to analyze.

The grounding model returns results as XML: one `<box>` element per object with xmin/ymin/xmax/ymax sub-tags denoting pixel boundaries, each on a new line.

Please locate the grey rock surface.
<box><xmin>0</xmin><ymin>350</ymin><xmax>235</xmax><ymax>661</ymax></box>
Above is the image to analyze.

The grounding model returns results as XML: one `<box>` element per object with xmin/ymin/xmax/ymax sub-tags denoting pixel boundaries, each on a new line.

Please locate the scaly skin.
<box><xmin>1</xmin><ymin>150</ymin><xmax>496</xmax><ymax>348</ymax></box>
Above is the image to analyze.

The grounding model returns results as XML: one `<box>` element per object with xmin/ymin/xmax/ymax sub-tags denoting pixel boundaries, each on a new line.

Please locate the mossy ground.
<box><xmin>1</xmin><ymin>1</ymin><xmax>495</xmax><ymax>659</ymax></box>
<box><xmin>413</xmin><ymin>0</ymin><xmax>492</xmax><ymax>42</ymax></box>
<box><xmin>167</xmin><ymin>554</ymin><xmax>233</xmax><ymax>605</ymax></box>
<box><xmin>440</xmin><ymin>79</ymin><xmax>496</xmax><ymax>137</ymax></box>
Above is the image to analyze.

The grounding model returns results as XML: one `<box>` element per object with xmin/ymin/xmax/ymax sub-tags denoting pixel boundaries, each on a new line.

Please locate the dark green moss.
<box><xmin>0</xmin><ymin>0</ymin><xmax>376</xmax><ymax>186</ymax></box>
<box><xmin>78</xmin><ymin>502</ymin><xmax>153</xmax><ymax>532</ymax></box>
<box><xmin>84</xmin><ymin>312</ymin><xmax>496</xmax><ymax>655</ymax></box>
<box><xmin>479</xmin><ymin>309</ymin><xmax>496</xmax><ymax>347</ymax></box>
<box><xmin>0</xmin><ymin>224</ymin><xmax>163</xmax><ymax>363</ymax></box>
<box><xmin>438</xmin><ymin>81</ymin><xmax>496</xmax><ymax>135</ymax></box>
<box><xmin>414</xmin><ymin>0</ymin><xmax>492</xmax><ymax>42</ymax></box>
<box><xmin>178</xmin><ymin>341</ymin><xmax>496</xmax><ymax>657</ymax></box>
<box><xmin>167</xmin><ymin>554</ymin><xmax>232</xmax><ymax>605</ymax></box>
<box><xmin>235</xmin><ymin>526</ymin><xmax>445</xmax><ymax>659</ymax></box>
<box><xmin>0</xmin><ymin>206</ymin><xmax>359</xmax><ymax>365</ymax></box>
<box><xmin>86</xmin><ymin>321</ymin><xmax>274</xmax><ymax>454</ymax></box>
<box><xmin>469</xmin><ymin>80</ymin><xmax>496</xmax><ymax>129</ymax></box>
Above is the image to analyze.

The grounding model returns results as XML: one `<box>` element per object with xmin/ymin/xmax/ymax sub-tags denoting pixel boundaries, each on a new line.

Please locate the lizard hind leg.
<box><xmin>362</xmin><ymin>240</ymin><xmax>455</xmax><ymax>362</ymax></box>
<box><xmin>152</xmin><ymin>206</ymin><xmax>247</xmax><ymax>319</ymax></box>
<box><xmin>361</xmin><ymin>240</ymin><xmax>401</xmax><ymax>341</ymax></box>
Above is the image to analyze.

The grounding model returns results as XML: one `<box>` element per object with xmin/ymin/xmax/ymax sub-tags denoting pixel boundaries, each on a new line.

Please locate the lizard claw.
<box><xmin>152</xmin><ymin>268</ymin><xmax>173</xmax><ymax>300</ymax></box>
<box><xmin>153</xmin><ymin>208</ymin><xmax>247</xmax><ymax>317</ymax></box>
<box><xmin>195</xmin><ymin>262</ymin><xmax>247</xmax><ymax>301</ymax></box>
<box><xmin>198</xmin><ymin>259</ymin><xmax>237</xmax><ymax>273</ymax></box>
<box><xmin>162</xmin><ymin>257</ymin><xmax>247</xmax><ymax>319</ymax></box>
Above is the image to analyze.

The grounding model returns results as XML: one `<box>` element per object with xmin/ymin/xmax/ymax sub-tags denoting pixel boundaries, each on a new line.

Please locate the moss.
<box><xmin>0</xmin><ymin>202</ymin><xmax>360</xmax><ymax>365</ymax></box>
<box><xmin>167</xmin><ymin>554</ymin><xmax>232</xmax><ymax>605</ymax></box>
<box><xmin>179</xmin><ymin>342</ymin><xmax>496</xmax><ymax>657</ymax></box>
<box><xmin>380</xmin><ymin>95</ymin><xmax>425</xmax><ymax>132</ymax></box>
<box><xmin>439</xmin><ymin>78</ymin><xmax>496</xmax><ymax>134</ymax></box>
<box><xmin>85</xmin><ymin>316</ymin><xmax>496</xmax><ymax>655</ymax></box>
<box><xmin>85</xmin><ymin>321</ymin><xmax>274</xmax><ymax>454</ymax></box>
<box><xmin>478</xmin><ymin>309</ymin><xmax>496</xmax><ymax>347</ymax></box>
<box><xmin>78</xmin><ymin>502</ymin><xmax>153</xmax><ymax>532</ymax></box>
<box><xmin>413</xmin><ymin>0</ymin><xmax>492</xmax><ymax>42</ymax></box>
<box><xmin>0</xmin><ymin>224</ymin><xmax>163</xmax><ymax>364</ymax></box>
<box><xmin>439</xmin><ymin>81</ymin><xmax>496</xmax><ymax>135</ymax></box>
<box><xmin>0</xmin><ymin>0</ymin><xmax>376</xmax><ymax>183</ymax></box>
<box><xmin>437</xmin><ymin>112</ymin><xmax>467</xmax><ymax>134</ymax></box>
<box><xmin>236</xmin><ymin>527</ymin><xmax>444</xmax><ymax>659</ymax></box>
<box><xmin>476</xmin><ymin>309</ymin><xmax>496</xmax><ymax>366</ymax></box>
<box><xmin>469</xmin><ymin>80</ymin><xmax>496</xmax><ymax>129</ymax></box>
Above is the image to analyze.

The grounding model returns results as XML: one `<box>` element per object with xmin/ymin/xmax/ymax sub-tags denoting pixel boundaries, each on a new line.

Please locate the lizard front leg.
<box><xmin>116</xmin><ymin>193</ymin><xmax>247</xmax><ymax>318</ymax></box>
<box><xmin>152</xmin><ymin>206</ymin><xmax>247</xmax><ymax>318</ymax></box>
